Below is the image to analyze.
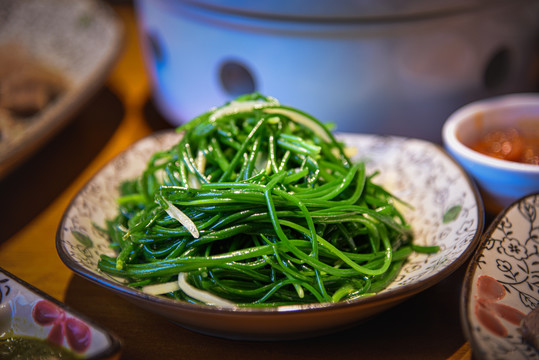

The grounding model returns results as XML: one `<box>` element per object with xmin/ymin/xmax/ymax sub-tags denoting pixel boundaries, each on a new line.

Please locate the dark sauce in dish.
<box><xmin>470</xmin><ymin>127</ymin><xmax>539</xmax><ymax>165</ymax></box>
<box><xmin>0</xmin><ymin>336</ymin><xmax>80</xmax><ymax>359</ymax></box>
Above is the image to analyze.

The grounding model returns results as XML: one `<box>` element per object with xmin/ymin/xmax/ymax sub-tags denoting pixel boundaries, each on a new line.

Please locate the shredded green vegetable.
<box><xmin>97</xmin><ymin>93</ymin><xmax>432</xmax><ymax>307</ymax></box>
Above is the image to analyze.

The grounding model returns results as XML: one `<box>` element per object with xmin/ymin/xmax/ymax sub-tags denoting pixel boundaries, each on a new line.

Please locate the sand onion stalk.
<box><xmin>97</xmin><ymin>93</ymin><xmax>427</xmax><ymax>307</ymax></box>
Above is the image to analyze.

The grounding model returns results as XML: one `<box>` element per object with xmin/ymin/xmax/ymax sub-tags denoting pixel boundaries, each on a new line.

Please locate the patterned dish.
<box><xmin>0</xmin><ymin>0</ymin><xmax>122</xmax><ymax>178</ymax></box>
<box><xmin>57</xmin><ymin>130</ymin><xmax>484</xmax><ymax>340</ymax></box>
<box><xmin>0</xmin><ymin>267</ymin><xmax>121</xmax><ymax>359</ymax></box>
<box><xmin>461</xmin><ymin>193</ymin><xmax>539</xmax><ymax>359</ymax></box>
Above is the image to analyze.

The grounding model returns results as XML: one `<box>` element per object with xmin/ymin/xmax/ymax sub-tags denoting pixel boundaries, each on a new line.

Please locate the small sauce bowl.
<box><xmin>442</xmin><ymin>93</ymin><xmax>539</xmax><ymax>214</ymax></box>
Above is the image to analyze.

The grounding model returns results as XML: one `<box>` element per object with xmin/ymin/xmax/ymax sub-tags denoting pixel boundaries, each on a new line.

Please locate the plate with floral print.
<box><xmin>0</xmin><ymin>267</ymin><xmax>121</xmax><ymax>359</ymax></box>
<box><xmin>461</xmin><ymin>193</ymin><xmax>539</xmax><ymax>359</ymax></box>
<box><xmin>57</xmin><ymin>130</ymin><xmax>484</xmax><ymax>340</ymax></box>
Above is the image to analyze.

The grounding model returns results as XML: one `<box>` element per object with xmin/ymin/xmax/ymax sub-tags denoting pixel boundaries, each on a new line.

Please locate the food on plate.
<box><xmin>97</xmin><ymin>93</ymin><xmax>437</xmax><ymax>307</ymax></box>
<box><xmin>0</xmin><ymin>44</ymin><xmax>65</xmax><ymax>144</ymax></box>
<box><xmin>470</xmin><ymin>126</ymin><xmax>539</xmax><ymax>165</ymax></box>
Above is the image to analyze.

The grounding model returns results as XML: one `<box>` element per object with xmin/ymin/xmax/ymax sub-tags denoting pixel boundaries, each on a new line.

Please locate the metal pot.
<box><xmin>135</xmin><ymin>0</ymin><xmax>539</xmax><ymax>142</ymax></box>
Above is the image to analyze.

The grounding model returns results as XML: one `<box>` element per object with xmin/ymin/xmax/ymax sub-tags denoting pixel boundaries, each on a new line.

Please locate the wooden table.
<box><xmin>0</xmin><ymin>5</ymin><xmax>474</xmax><ymax>359</ymax></box>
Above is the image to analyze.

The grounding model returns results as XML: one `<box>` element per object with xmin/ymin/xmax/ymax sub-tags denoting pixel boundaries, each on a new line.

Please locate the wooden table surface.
<box><xmin>0</xmin><ymin>5</ymin><xmax>476</xmax><ymax>359</ymax></box>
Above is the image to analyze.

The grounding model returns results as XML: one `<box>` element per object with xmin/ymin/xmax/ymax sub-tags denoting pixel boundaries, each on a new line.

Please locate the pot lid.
<box><xmin>176</xmin><ymin>0</ymin><xmax>512</xmax><ymax>21</ymax></box>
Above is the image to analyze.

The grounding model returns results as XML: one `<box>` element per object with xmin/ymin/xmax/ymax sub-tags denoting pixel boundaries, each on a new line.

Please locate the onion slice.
<box><xmin>141</xmin><ymin>274</ymin><xmax>237</xmax><ymax>308</ymax></box>
<box><xmin>209</xmin><ymin>99</ymin><xmax>278</xmax><ymax>122</ymax></box>
<box><xmin>160</xmin><ymin>197</ymin><xmax>200</xmax><ymax>238</ymax></box>
<box><xmin>263</xmin><ymin>107</ymin><xmax>331</xmax><ymax>143</ymax></box>
<box><xmin>142</xmin><ymin>281</ymin><xmax>180</xmax><ymax>295</ymax></box>
<box><xmin>178</xmin><ymin>273</ymin><xmax>236</xmax><ymax>308</ymax></box>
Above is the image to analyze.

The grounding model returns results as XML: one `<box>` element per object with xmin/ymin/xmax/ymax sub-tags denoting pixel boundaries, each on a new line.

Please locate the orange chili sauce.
<box><xmin>470</xmin><ymin>127</ymin><xmax>539</xmax><ymax>165</ymax></box>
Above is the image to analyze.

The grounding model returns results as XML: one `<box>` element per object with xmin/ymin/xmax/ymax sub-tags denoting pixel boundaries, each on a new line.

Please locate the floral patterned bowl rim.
<box><xmin>461</xmin><ymin>192</ymin><xmax>539</xmax><ymax>360</ymax></box>
<box><xmin>0</xmin><ymin>267</ymin><xmax>121</xmax><ymax>359</ymax></box>
<box><xmin>57</xmin><ymin>130</ymin><xmax>484</xmax><ymax>340</ymax></box>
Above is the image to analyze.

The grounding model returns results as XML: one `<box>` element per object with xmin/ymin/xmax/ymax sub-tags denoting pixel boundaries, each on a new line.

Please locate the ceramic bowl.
<box><xmin>461</xmin><ymin>193</ymin><xmax>539</xmax><ymax>360</ymax></box>
<box><xmin>442</xmin><ymin>93</ymin><xmax>539</xmax><ymax>214</ymax></box>
<box><xmin>0</xmin><ymin>0</ymin><xmax>123</xmax><ymax>178</ymax></box>
<box><xmin>135</xmin><ymin>0</ymin><xmax>539</xmax><ymax>143</ymax></box>
<box><xmin>57</xmin><ymin>130</ymin><xmax>484</xmax><ymax>340</ymax></box>
<box><xmin>0</xmin><ymin>267</ymin><xmax>121</xmax><ymax>359</ymax></box>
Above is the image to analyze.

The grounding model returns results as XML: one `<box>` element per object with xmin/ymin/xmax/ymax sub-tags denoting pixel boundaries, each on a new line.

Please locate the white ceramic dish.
<box><xmin>135</xmin><ymin>0</ymin><xmax>539</xmax><ymax>142</ymax></box>
<box><xmin>0</xmin><ymin>0</ymin><xmax>123</xmax><ymax>178</ymax></box>
<box><xmin>0</xmin><ymin>267</ymin><xmax>121</xmax><ymax>359</ymax></box>
<box><xmin>57</xmin><ymin>130</ymin><xmax>483</xmax><ymax>340</ymax></box>
<box><xmin>442</xmin><ymin>93</ymin><xmax>539</xmax><ymax>214</ymax></box>
<box><xmin>461</xmin><ymin>193</ymin><xmax>539</xmax><ymax>360</ymax></box>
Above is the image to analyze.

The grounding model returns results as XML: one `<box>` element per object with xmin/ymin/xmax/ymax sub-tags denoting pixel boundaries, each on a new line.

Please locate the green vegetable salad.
<box><xmin>98</xmin><ymin>93</ymin><xmax>434</xmax><ymax>307</ymax></box>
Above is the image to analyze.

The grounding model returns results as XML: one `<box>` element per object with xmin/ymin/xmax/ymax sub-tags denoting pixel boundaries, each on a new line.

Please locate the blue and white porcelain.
<box><xmin>461</xmin><ymin>193</ymin><xmax>539</xmax><ymax>360</ymax></box>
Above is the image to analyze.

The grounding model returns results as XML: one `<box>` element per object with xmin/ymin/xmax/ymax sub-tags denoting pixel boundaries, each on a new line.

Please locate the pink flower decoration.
<box><xmin>475</xmin><ymin>275</ymin><xmax>526</xmax><ymax>337</ymax></box>
<box><xmin>32</xmin><ymin>300</ymin><xmax>92</xmax><ymax>353</ymax></box>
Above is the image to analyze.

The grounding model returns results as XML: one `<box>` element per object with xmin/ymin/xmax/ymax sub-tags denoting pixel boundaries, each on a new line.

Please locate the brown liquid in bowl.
<box><xmin>470</xmin><ymin>127</ymin><xmax>539</xmax><ymax>165</ymax></box>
